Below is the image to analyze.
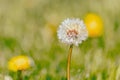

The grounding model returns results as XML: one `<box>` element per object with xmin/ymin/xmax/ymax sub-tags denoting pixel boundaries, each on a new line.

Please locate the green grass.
<box><xmin>0</xmin><ymin>0</ymin><xmax>120</xmax><ymax>80</ymax></box>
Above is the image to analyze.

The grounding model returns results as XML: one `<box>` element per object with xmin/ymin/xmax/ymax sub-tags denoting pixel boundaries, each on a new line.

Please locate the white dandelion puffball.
<box><xmin>57</xmin><ymin>18</ymin><xmax>88</xmax><ymax>46</ymax></box>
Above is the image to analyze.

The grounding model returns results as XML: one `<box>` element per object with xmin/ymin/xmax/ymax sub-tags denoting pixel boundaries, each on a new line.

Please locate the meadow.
<box><xmin>0</xmin><ymin>0</ymin><xmax>120</xmax><ymax>80</ymax></box>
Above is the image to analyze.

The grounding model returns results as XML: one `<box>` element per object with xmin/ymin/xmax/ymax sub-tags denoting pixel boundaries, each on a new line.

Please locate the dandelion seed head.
<box><xmin>57</xmin><ymin>18</ymin><xmax>88</xmax><ymax>46</ymax></box>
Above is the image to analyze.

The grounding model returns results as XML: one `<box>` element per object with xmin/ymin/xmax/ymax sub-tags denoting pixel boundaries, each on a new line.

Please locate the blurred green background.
<box><xmin>0</xmin><ymin>0</ymin><xmax>120</xmax><ymax>80</ymax></box>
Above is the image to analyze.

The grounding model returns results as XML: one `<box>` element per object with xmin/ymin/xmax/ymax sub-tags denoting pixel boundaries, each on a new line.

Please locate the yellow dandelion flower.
<box><xmin>84</xmin><ymin>13</ymin><xmax>104</xmax><ymax>37</ymax></box>
<box><xmin>8</xmin><ymin>55</ymin><xmax>31</xmax><ymax>72</ymax></box>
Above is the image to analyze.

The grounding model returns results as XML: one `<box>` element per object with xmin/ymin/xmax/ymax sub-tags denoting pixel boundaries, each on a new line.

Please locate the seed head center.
<box><xmin>67</xmin><ymin>29</ymin><xmax>78</xmax><ymax>38</ymax></box>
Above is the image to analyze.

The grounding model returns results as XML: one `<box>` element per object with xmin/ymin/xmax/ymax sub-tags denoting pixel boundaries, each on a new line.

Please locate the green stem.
<box><xmin>17</xmin><ymin>70</ymin><xmax>23</xmax><ymax>80</ymax></box>
<box><xmin>67</xmin><ymin>44</ymin><xmax>73</xmax><ymax>80</ymax></box>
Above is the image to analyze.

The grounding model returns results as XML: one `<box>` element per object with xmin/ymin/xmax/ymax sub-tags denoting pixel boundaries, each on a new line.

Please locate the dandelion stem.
<box><xmin>17</xmin><ymin>70</ymin><xmax>23</xmax><ymax>80</ymax></box>
<box><xmin>67</xmin><ymin>44</ymin><xmax>73</xmax><ymax>80</ymax></box>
